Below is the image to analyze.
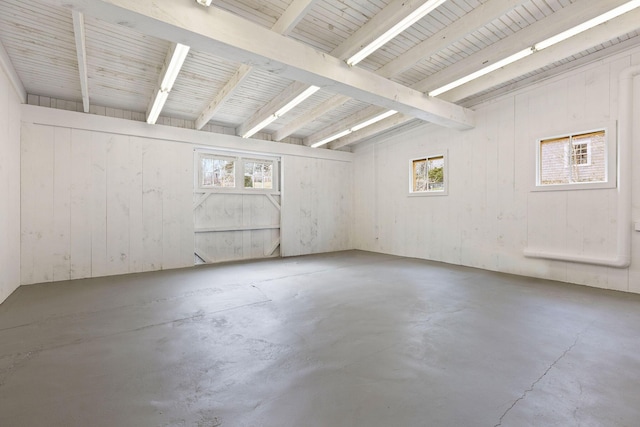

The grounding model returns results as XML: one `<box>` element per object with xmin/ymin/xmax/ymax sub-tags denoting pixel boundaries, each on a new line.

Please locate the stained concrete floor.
<box><xmin>1</xmin><ymin>251</ymin><xmax>640</xmax><ymax>426</ymax></box>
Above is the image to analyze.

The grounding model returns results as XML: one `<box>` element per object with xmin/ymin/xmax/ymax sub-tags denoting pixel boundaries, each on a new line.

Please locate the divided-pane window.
<box><xmin>244</xmin><ymin>160</ymin><xmax>273</xmax><ymax>189</ymax></box>
<box><xmin>538</xmin><ymin>130</ymin><xmax>605</xmax><ymax>186</ymax></box>
<box><xmin>197</xmin><ymin>151</ymin><xmax>279</xmax><ymax>192</ymax></box>
<box><xmin>201</xmin><ymin>156</ymin><xmax>235</xmax><ymax>188</ymax></box>
<box><xmin>411</xmin><ymin>154</ymin><xmax>445</xmax><ymax>194</ymax></box>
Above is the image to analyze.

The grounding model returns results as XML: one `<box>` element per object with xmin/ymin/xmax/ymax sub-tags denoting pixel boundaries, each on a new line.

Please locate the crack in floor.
<box><xmin>493</xmin><ymin>327</ymin><xmax>588</xmax><ymax>427</ymax></box>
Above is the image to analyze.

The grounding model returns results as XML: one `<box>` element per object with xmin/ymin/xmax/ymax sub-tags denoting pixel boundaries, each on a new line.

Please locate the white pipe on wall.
<box><xmin>524</xmin><ymin>64</ymin><xmax>640</xmax><ymax>268</ymax></box>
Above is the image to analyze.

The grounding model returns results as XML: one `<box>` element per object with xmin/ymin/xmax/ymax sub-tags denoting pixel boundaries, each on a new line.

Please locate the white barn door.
<box><xmin>193</xmin><ymin>150</ymin><xmax>281</xmax><ymax>264</ymax></box>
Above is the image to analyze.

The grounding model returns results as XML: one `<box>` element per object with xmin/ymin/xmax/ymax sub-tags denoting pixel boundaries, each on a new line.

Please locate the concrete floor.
<box><xmin>1</xmin><ymin>251</ymin><xmax>640</xmax><ymax>427</ymax></box>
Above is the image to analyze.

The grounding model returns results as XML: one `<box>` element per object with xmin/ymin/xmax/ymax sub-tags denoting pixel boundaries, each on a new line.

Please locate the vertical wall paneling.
<box><xmin>20</xmin><ymin>107</ymin><xmax>352</xmax><ymax>284</ymax></box>
<box><xmin>52</xmin><ymin>127</ymin><xmax>72</xmax><ymax>281</ymax></box>
<box><xmin>70</xmin><ymin>129</ymin><xmax>92</xmax><ymax>279</ymax></box>
<box><xmin>91</xmin><ymin>132</ymin><xmax>108</xmax><ymax>277</ymax></box>
<box><xmin>281</xmin><ymin>156</ymin><xmax>352</xmax><ymax>257</ymax></box>
<box><xmin>353</xmin><ymin>46</ymin><xmax>640</xmax><ymax>293</ymax></box>
<box><xmin>0</xmin><ymin>65</ymin><xmax>21</xmax><ymax>304</ymax></box>
<box><xmin>106</xmin><ymin>134</ymin><xmax>131</xmax><ymax>275</ymax></box>
<box><xmin>21</xmin><ymin>124</ymin><xmax>55</xmax><ymax>284</ymax></box>
<box><xmin>128</xmin><ymin>137</ymin><xmax>145</xmax><ymax>273</ymax></box>
<box><xmin>142</xmin><ymin>139</ymin><xmax>164</xmax><ymax>272</ymax></box>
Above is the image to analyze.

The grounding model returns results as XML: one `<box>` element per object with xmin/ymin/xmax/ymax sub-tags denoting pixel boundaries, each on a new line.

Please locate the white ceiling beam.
<box><xmin>273</xmin><ymin>93</ymin><xmax>350</xmax><ymax>141</ymax></box>
<box><xmin>195</xmin><ymin>64</ymin><xmax>252</xmax><ymax>130</ymax></box>
<box><xmin>412</xmin><ymin>0</ymin><xmax>633</xmax><ymax>93</ymax></box>
<box><xmin>146</xmin><ymin>42</ymin><xmax>189</xmax><ymax>124</ymax></box>
<box><xmin>376</xmin><ymin>0</ymin><xmax>523</xmax><ymax>78</ymax></box>
<box><xmin>48</xmin><ymin>0</ymin><xmax>474</xmax><ymax>129</ymax></box>
<box><xmin>328</xmin><ymin>114</ymin><xmax>414</xmax><ymax>150</ymax></box>
<box><xmin>237</xmin><ymin>81</ymin><xmax>313</xmax><ymax>137</ymax></box>
<box><xmin>0</xmin><ymin>41</ymin><xmax>26</xmax><ymax>104</ymax></box>
<box><xmin>72</xmin><ymin>11</ymin><xmax>90</xmax><ymax>113</ymax></box>
<box><xmin>441</xmin><ymin>8</ymin><xmax>640</xmax><ymax>103</ymax></box>
<box><xmin>331</xmin><ymin>0</ymin><xmax>434</xmax><ymax>61</ymax></box>
<box><xmin>48</xmin><ymin>0</ymin><xmax>473</xmax><ymax>129</ymax></box>
<box><xmin>459</xmin><ymin>34</ymin><xmax>640</xmax><ymax>108</ymax></box>
<box><xmin>274</xmin><ymin>0</ymin><xmax>470</xmax><ymax>140</ymax></box>
<box><xmin>333</xmin><ymin>4</ymin><xmax>640</xmax><ymax>148</ymax></box>
<box><xmin>271</xmin><ymin>0</ymin><xmax>318</xmax><ymax>36</ymax></box>
<box><xmin>196</xmin><ymin>0</ymin><xmax>315</xmax><ymax>131</ymax></box>
<box><xmin>303</xmin><ymin>105</ymin><xmax>388</xmax><ymax>147</ymax></box>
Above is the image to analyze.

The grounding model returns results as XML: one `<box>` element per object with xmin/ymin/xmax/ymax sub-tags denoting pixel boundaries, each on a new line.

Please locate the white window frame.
<box><xmin>534</xmin><ymin>123</ymin><xmax>616</xmax><ymax>192</ymax></box>
<box><xmin>195</xmin><ymin>149</ymin><xmax>280</xmax><ymax>194</ymax></box>
<box><xmin>567</xmin><ymin>140</ymin><xmax>591</xmax><ymax>167</ymax></box>
<box><xmin>409</xmin><ymin>151</ymin><xmax>448</xmax><ymax>197</ymax></box>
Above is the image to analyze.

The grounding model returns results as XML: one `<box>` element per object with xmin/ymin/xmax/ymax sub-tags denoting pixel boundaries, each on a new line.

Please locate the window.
<box><xmin>196</xmin><ymin>150</ymin><xmax>279</xmax><ymax>192</ymax></box>
<box><xmin>200</xmin><ymin>155</ymin><xmax>235</xmax><ymax>188</ymax></box>
<box><xmin>536</xmin><ymin>127</ymin><xmax>614</xmax><ymax>190</ymax></box>
<box><xmin>243</xmin><ymin>159</ymin><xmax>273</xmax><ymax>189</ymax></box>
<box><xmin>410</xmin><ymin>153</ymin><xmax>447</xmax><ymax>195</ymax></box>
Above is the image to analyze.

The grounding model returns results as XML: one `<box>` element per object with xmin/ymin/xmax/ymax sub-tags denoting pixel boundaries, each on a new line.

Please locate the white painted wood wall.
<box><xmin>19</xmin><ymin>107</ymin><xmax>353</xmax><ymax>286</ymax></box>
<box><xmin>0</xmin><ymin>67</ymin><xmax>21</xmax><ymax>303</ymax></box>
<box><xmin>354</xmin><ymin>46</ymin><xmax>640</xmax><ymax>293</ymax></box>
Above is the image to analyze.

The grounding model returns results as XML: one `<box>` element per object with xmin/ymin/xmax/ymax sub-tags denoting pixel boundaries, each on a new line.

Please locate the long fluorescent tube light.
<box><xmin>161</xmin><ymin>43</ymin><xmax>190</xmax><ymax>92</ymax></box>
<box><xmin>534</xmin><ymin>0</ymin><xmax>640</xmax><ymax>51</ymax></box>
<box><xmin>147</xmin><ymin>90</ymin><xmax>169</xmax><ymax>124</ymax></box>
<box><xmin>275</xmin><ymin>86</ymin><xmax>320</xmax><ymax>117</ymax></box>
<box><xmin>243</xmin><ymin>85</ymin><xmax>321</xmax><ymax>138</ymax></box>
<box><xmin>428</xmin><ymin>48</ymin><xmax>533</xmax><ymax>97</ymax></box>
<box><xmin>351</xmin><ymin>110</ymin><xmax>398</xmax><ymax>131</ymax></box>
<box><xmin>428</xmin><ymin>0</ymin><xmax>640</xmax><ymax>98</ymax></box>
<box><xmin>242</xmin><ymin>115</ymin><xmax>279</xmax><ymax>138</ymax></box>
<box><xmin>347</xmin><ymin>0</ymin><xmax>447</xmax><ymax>66</ymax></box>
<box><xmin>311</xmin><ymin>129</ymin><xmax>352</xmax><ymax>148</ymax></box>
<box><xmin>311</xmin><ymin>109</ymin><xmax>398</xmax><ymax>148</ymax></box>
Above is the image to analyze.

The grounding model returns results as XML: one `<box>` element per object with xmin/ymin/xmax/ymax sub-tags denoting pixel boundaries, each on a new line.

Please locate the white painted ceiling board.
<box><xmin>3</xmin><ymin>0</ymin><xmax>639</xmax><ymax>147</ymax></box>
<box><xmin>83</xmin><ymin>16</ymin><xmax>168</xmax><ymax>112</ymax></box>
<box><xmin>209</xmin><ymin>68</ymin><xmax>294</xmax><ymax>127</ymax></box>
<box><xmin>162</xmin><ymin>50</ymin><xmax>243</xmax><ymax>120</ymax></box>
<box><xmin>0</xmin><ymin>0</ymin><xmax>81</xmax><ymax>101</ymax></box>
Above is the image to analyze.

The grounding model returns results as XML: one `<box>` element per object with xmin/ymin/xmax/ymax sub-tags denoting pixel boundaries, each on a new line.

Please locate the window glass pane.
<box><xmin>201</xmin><ymin>157</ymin><xmax>235</xmax><ymax>188</ymax></box>
<box><xmin>539</xmin><ymin>130</ymin><xmax>605</xmax><ymax>186</ymax></box>
<box><xmin>540</xmin><ymin>137</ymin><xmax>570</xmax><ymax>185</ymax></box>
<box><xmin>244</xmin><ymin>160</ymin><xmax>273</xmax><ymax>189</ymax></box>
<box><xmin>413</xmin><ymin>159</ymin><xmax>427</xmax><ymax>192</ymax></box>
<box><xmin>427</xmin><ymin>156</ymin><xmax>444</xmax><ymax>191</ymax></box>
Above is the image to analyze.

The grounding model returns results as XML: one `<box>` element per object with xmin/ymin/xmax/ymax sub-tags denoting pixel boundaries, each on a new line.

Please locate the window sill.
<box><xmin>531</xmin><ymin>181</ymin><xmax>615</xmax><ymax>192</ymax></box>
<box><xmin>408</xmin><ymin>190</ymin><xmax>448</xmax><ymax>197</ymax></box>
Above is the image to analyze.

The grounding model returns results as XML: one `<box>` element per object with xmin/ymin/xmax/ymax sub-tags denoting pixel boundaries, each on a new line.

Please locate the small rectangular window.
<box><xmin>538</xmin><ymin>129</ymin><xmax>608</xmax><ymax>188</ymax></box>
<box><xmin>200</xmin><ymin>155</ymin><xmax>235</xmax><ymax>188</ymax></box>
<box><xmin>196</xmin><ymin>150</ymin><xmax>280</xmax><ymax>193</ymax></box>
<box><xmin>410</xmin><ymin>153</ymin><xmax>447</xmax><ymax>195</ymax></box>
<box><xmin>244</xmin><ymin>159</ymin><xmax>273</xmax><ymax>189</ymax></box>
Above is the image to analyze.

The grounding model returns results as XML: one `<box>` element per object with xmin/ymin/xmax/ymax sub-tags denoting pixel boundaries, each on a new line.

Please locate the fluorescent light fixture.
<box><xmin>311</xmin><ymin>109</ymin><xmax>398</xmax><ymax>148</ymax></box>
<box><xmin>311</xmin><ymin>129</ymin><xmax>352</xmax><ymax>148</ymax></box>
<box><xmin>161</xmin><ymin>43</ymin><xmax>190</xmax><ymax>92</ymax></box>
<box><xmin>196</xmin><ymin>0</ymin><xmax>213</xmax><ymax>6</ymax></box>
<box><xmin>275</xmin><ymin>86</ymin><xmax>320</xmax><ymax>117</ymax></box>
<box><xmin>243</xmin><ymin>85</ymin><xmax>321</xmax><ymax>138</ymax></box>
<box><xmin>351</xmin><ymin>110</ymin><xmax>398</xmax><ymax>131</ymax></box>
<box><xmin>429</xmin><ymin>0</ymin><xmax>640</xmax><ymax>97</ymax></box>
<box><xmin>428</xmin><ymin>48</ymin><xmax>532</xmax><ymax>97</ymax></box>
<box><xmin>534</xmin><ymin>0</ymin><xmax>640</xmax><ymax>51</ymax></box>
<box><xmin>346</xmin><ymin>0</ymin><xmax>447</xmax><ymax>66</ymax></box>
<box><xmin>147</xmin><ymin>90</ymin><xmax>169</xmax><ymax>124</ymax></box>
<box><xmin>242</xmin><ymin>115</ymin><xmax>278</xmax><ymax>138</ymax></box>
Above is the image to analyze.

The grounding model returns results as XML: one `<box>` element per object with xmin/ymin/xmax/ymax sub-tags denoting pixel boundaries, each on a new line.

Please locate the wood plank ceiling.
<box><xmin>1</xmin><ymin>0</ymin><xmax>639</xmax><ymax>149</ymax></box>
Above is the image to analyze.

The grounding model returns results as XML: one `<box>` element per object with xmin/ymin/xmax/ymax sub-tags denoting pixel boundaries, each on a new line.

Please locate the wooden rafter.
<box><xmin>197</xmin><ymin>0</ymin><xmax>317</xmax><ymax>131</ymax></box>
<box><xmin>51</xmin><ymin>0</ymin><xmax>472</xmax><ymax>130</ymax></box>
<box><xmin>71</xmin><ymin>10</ymin><xmax>90</xmax><ymax>113</ymax></box>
